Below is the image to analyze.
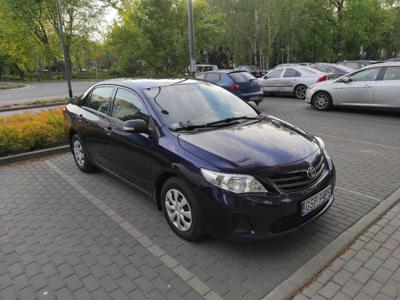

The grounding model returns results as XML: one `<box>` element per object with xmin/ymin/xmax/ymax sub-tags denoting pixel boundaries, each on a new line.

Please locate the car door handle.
<box><xmin>104</xmin><ymin>127</ymin><xmax>112</xmax><ymax>135</ymax></box>
<box><xmin>77</xmin><ymin>114</ymin><xmax>83</xmax><ymax>122</ymax></box>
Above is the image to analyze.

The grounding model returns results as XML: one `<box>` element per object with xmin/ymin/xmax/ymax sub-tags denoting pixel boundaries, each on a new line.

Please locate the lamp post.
<box><xmin>56</xmin><ymin>0</ymin><xmax>73</xmax><ymax>98</ymax></box>
<box><xmin>188</xmin><ymin>0</ymin><xmax>196</xmax><ymax>77</ymax></box>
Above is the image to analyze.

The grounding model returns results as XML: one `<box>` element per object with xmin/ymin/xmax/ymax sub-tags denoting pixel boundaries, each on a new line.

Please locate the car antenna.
<box><xmin>151</xmin><ymin>86</ymin><xmax>169</xmax><ymax>115</ymax></box>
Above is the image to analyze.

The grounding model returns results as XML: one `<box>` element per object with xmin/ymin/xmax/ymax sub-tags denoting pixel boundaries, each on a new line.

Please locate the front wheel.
<box><xmin>161</xmin><ymin>177</ymin><xmax>203</xmax><ymax>241</ymax></box>
<box><xmin>294</xmin><ymin>84</ymin><xmax>307</xmax><ymax>99</ymax></box>
<box><xmin>312</xmin><ymin>91</ymin><xmax>332</xmax><ymax>111</ymax></box>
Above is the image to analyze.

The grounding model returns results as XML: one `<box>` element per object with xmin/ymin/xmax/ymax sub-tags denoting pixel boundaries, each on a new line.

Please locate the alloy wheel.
<box><xmin>314</xmin><ymin>94</ymin><xmax>329</xmax><ymax>110</ymax></box>
<box><xmin>295</xmin><ymin>85</ymin><xmax>307</xmax><ymax>99</ymax></box>
<box><xmin>165</xmin><ymin>189</ymin><xmax>192</xmax><ymax>232</ymax></box>
<box><xmin>73</xmin><ymin>140</ymin><xmax>85</xmax><ymax>167</ymax></box>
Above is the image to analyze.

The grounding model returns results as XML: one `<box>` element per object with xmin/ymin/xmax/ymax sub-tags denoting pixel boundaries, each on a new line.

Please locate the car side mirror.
<box><xmin>341</xmin><ymin>76</ymin><xmax>351</xmax><ymax>83</ymax></box>
<box><xmin>123</xmin><ymin>119</ymin><xmax>149</xmax><ymax>133</ymax></box>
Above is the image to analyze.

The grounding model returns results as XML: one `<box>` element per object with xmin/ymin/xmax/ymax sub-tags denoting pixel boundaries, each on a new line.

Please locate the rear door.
<box><xmin>333</xmin><ymin>67</ymin><xmax>381</xmax><ymax>106</ymax></box>
<box><xmin>80</xmin><ymin>85</ymin><xmax>115</xmax><ymax>166</ymax></box>
<box><xmin>281</xmin><ymin>68</ymin><xmax>302</xmax><ymax>93</ymax></box>
<box><xmin>373</xmin><ymin>66</ymin><xmax>400</xmax><ymax>108</ymax></box>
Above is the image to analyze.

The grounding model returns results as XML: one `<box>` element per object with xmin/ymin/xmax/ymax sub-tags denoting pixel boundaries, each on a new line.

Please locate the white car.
<box><xmin>305</xmin><ymin>62</ymin><xmax>400</xmax><ymax>111</ymax></box>
<box><xmin>258</xmin><ymin>66</ymin><xmax>334</xmax><ymax>99</ymax></box>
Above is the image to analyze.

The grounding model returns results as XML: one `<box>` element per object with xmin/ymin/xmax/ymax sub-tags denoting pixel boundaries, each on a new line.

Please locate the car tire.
<box><xmin>161</xmin><ymin>177</ymin><xmax>203</xmax><ymax>241</ymax></box>
<box><xmin>294</xmin><ymin>84</ymin><xmax>307</xmax><ymax>99</ymax></box>
<box><xmin>71</xmin><ymin>134</ymin><xmax>97</xmax><ymax>172</ymax></box>
<box><xmin>312</xmin><ymin>91</ymin><xmax>333</xmax><ymax>111</ymax></box>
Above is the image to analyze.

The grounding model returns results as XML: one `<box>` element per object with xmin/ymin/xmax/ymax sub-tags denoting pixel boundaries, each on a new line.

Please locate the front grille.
<box><xmin>268</xmin><ymin>154</ymin><xmax>325</xmax><ymax>193</ymax></box>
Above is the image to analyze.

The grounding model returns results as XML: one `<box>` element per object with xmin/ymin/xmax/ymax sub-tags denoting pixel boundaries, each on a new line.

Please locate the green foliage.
<box><xmin>0</xmin><ymin>110</ymin><xmax>67</xmax><ymax>156</ymax></box>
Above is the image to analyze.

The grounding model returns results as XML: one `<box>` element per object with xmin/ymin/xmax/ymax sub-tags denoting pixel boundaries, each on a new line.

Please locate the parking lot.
<box><xmin>1</xmin><ymin>96</ymin><xmax>400</xmax><ymax>300</ymax></box>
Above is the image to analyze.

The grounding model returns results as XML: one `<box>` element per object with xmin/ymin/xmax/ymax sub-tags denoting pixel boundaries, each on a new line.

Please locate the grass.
<box><xmin>0</xmin><ymin>82</ymin><xmax>25</xmax><ymax>90</ymax></box>
<box><xmin>0</xmin><ymin>98</ymin><xmax>67</xmax><ymax>109</ymax></box>
<box><xmin>0</xmin><ymin>109</ymin><xmax>67</xmax><ymax>157</ymax></box>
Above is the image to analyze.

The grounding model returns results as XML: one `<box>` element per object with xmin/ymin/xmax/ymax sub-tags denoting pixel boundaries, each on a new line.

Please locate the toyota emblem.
<box><xmin>307</xmin><ymin>166</ymin><xmax>317</xmax><ymax>178</ymax></box>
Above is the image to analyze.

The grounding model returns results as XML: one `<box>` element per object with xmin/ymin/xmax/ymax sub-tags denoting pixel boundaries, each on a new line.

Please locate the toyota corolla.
<box><xmin>64</xmin><ymin>79</ymin><xmax>336</xmax><ymax>241</ymax></box>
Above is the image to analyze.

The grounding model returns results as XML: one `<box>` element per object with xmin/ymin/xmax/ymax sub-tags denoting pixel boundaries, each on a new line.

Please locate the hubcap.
<box><xmin>296</xmin><ymin>86</ymin><xmax>306</xmax><ymax>98</ymax></box>
<box><xmin>314</xmin><ymin>94</ymin><xmax>328</xmax><ymax>110</ymax></box>
<box><xmin>165</xmin><ymin>189</ymin><xmax>192</xmax><ymax>232</ymax></box>
<box><xmin>73</xmin><ymin>140</ymin><xmax>85</xmax><ymax>167</ymax></box>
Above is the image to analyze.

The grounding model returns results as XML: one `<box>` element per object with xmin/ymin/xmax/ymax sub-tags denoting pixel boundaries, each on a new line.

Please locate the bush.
<box><xmin>0</xmin><ymin>109</ymin><xmax>67</xmax><ymax>157</ymax></box>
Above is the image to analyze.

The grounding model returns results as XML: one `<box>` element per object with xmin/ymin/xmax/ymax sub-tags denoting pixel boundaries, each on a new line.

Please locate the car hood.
<box><xmin>177</xmin><ymin>116</ymin><xmax>320</xmax><ymax>172</ymax></box>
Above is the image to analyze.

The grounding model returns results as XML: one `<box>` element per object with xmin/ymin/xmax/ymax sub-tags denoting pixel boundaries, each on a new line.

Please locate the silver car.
<box><xmin>305</xmin><ymin>62</ymin><xmax>400</xmax><ymax>111</ymax></box>
<box><xmin>258</xmin><ymin>66</ymin><xmax>334</xmax><ymax>99</ymax></box>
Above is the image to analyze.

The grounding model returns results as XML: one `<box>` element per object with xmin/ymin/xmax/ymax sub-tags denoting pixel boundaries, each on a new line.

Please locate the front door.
<box><xmin>333</xmin><ymin>67</ymin><xmax>381</xmax><ymax>106</ymax></box>
<box><xmin>259</xmin><ymin>68</ymin><xmax>284</xmax><ymax>93</ymax></box>
<box><xmin>105</xmin><ymin>87</ymin><xmax>154</xmax><ymax>192</ymax></box>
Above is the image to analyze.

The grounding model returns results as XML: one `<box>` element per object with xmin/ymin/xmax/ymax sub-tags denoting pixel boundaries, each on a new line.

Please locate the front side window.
<box><xmin>86</xmin><ymin>86</ymin><xmax>114</xmax><ymax>114</ymax></box>
<box><xmin>350</xmin><ymin>68</ymin><xmax>380</xmax><ymax>82</ymax></box>
<box><xmin>144</xmin><ymin>83</ymin><xmax>257</xmax><ymax>130</ymax></box>
<box><xmin>266</xmin><ymin>69</ymin><xmax>283</xmax><ymax>79</ymax></box>
<box><xmin>111</xmin><ymin>89</ymin><xmax>149</xmax><ymax>122</ymax></box>
<box><xmin>383</xmin><ymin>67</ymin><xmax>400</xmax><ymax>81</ymax></box>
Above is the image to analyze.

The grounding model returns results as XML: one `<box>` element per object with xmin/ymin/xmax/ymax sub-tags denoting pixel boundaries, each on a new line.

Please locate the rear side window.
<box><xmin>229</xmin><ymin>72</ymin><xmax>255</xmax><ymax>83</ymax></box>
<box><xmin>86</xmin><ymin>86</ymin><xmax>114</xmax><ymax>114</ymax></box>
<box><xmin>383</xmin><ymin>67</ymin><xmax>400</xmax><ymax>80</ymax></box>
<box><xmin>111</xmin><ymin>89</ymin><xmax>149</xmax><ymax>122</ymax></box>
<box><xmin>205</xmin><ymin>73</ymin><xmax>221</xmax><ymax>83</ymax></box>
<box><xmin>283</xmin><ymin>68</ymin><xmax>301</xmax><ymax>78</ymax></box>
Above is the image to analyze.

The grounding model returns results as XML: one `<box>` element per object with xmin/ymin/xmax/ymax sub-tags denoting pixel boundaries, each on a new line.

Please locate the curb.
<box><xmin>0</xmin><ymin>145</ymin><xmax>70</xmax><ymax>166</ymax></box>
<box><xmin>0</xmin><ymin>102</ymin><xmax>66</xmax><ymax>113</ymax></box>
<box><xmin>262</xmin><ymin>185</ymin><xmax>400</xmax><ymax>300</ymax></box>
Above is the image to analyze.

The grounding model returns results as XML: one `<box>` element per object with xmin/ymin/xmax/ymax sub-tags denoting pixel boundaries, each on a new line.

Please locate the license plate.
<box><xmin>301</xmin><ymin>186</ymin><xmax>331</xmax><ymax>216</ymax></box>
<box><xmin>249</xmin><ymin>96</ymin><xmax>259</xmax><ymax>101</ymax></box>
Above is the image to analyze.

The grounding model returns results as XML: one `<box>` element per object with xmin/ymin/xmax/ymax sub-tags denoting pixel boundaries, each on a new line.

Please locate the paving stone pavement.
<box><xmin>1</xmin><ymin>96</ymin><xmax>400</xmax><ymax>299</ymax></box>
<box><xmin>294</xmin><ymin>197</ymin><xmax>400</xmax><ymax>300</ymax></box>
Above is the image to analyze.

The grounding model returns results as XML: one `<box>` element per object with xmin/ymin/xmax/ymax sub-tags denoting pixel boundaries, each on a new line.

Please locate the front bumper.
<box><xmin>194</xmin><ymin>163</ymin><xmax>336</xmax><ymax>240</ymax></box>
<box><xmin>305</xmin><ymin>89</ymin><xmax>313</xmax><ymax>103</ymax></box>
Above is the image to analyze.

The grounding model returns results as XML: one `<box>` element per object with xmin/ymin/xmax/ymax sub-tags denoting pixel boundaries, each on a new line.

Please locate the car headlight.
<box><xmin>315</xmin><ymin>136</ymin><xmax>330</xmax><ymax>158</ymax></box>
<box><xmin>201</xmin><ymin>169</ymin><xmax>267</xmax><ymax>194</ymax></box>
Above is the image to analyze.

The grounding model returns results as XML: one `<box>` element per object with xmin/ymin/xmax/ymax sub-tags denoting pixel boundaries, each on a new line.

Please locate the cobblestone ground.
<box><xmin>1</xmin><ymin>97</ymin><xmax>399</xmax><ymax>299</ymax></box>
<box><xmin>294</xmin><ymin>199</ymin><xmax>400</xmax><ymax>300</ymax></box>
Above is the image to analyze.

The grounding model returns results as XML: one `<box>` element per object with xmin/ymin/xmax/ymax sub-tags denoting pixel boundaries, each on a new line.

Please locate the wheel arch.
<box><xmin>311</xmin><ymin>89</ymin><xmax>333</xmax><ymax>103</ymax></box>
<box><xmin>153</xmin><ymin>172</ymin><xmax>178</xmax><ymax>211</ymax></box>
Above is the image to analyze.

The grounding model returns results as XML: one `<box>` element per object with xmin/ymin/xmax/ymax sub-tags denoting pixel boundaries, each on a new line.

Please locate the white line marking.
<box><xmin>315</xmin><ymin>133</ymin><xmax>400</xmax><ymax>151</ymax></box>
<box><xmin>336</xmin><ymin>186</ymin><xmax>381</xmax><ymax>202</ymax></box>
<box><xmin>46</xmin><ymin>161</ymin><xmax>222</xmax><ymax>300</ymax></box>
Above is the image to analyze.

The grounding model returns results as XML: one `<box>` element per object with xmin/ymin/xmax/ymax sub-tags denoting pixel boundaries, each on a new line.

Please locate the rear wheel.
<box><xmin>71</xmin><ymin>134</ymin><xmax>96</xmax><ymax>172</ymax></box>
<box><xmin>161</xmin><ymin>177</ymin><xmax>203</xmax><ymax>241</ymax></box>
<box><xmin>294</xmin><ymin>84</ymin><xmax>307</xmax><ymax>99</ymax></box>
<box><xmin>312</xmin><ymin>91</ymin><xmax>332</xmax><ymax>111</ymax></box>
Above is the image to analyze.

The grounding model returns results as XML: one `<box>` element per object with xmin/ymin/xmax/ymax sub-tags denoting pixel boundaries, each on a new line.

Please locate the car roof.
<box><xmin>360</xmin><ymin>62</ymin><xmax>400</xmax><ymax>68</ymax></box>
<box><xmin>92</xmin><ymin>78</ymin><xmax>199</xmax><ymax>90</ymax></box>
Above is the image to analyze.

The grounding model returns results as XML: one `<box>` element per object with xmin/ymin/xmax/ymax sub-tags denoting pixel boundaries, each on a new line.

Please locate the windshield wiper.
<box><xmin>172</xmin><ymin>124</ymin><xmax>213</xmax><ymax>132</ymax></box>
<box><xmin>205</xmin><ymin>116</ymin><xmax>259</xmax><ymax>126</ymax></box>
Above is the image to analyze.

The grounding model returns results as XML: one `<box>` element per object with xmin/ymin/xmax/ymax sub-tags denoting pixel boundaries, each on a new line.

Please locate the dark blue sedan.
<box><xmin>64</xmin><ymin>79</ymin><xmax>335</xmax><ymax>241</ymax></box>
<box><xmin>195</xmin><ymin>70</ymin><xmax>263</xmax><ymax>105</ymax></box>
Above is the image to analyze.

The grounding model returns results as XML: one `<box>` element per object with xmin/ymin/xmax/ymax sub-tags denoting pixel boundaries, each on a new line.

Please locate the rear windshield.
<box><xmin>229</xmin><ymin>72</ymin><xmax>256</xmax><ymax>83</ymax></box>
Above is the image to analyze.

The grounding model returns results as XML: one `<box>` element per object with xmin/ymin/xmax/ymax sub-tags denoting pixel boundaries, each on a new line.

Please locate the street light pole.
<box><xmin>188</xmin><ymin>0</ymin><xmax>196</xmax><ymax>77</ymax></box>
<box><xmin>56</xmin><ymin>0</ymin><xmax>73</xmax><ymax>98</ymax></box>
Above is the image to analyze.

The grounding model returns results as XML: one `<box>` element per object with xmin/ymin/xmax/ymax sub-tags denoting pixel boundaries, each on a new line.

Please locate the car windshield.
<box><xmin>143</xmin><ymin>83</ymin><xmax>258</xmax><ymax>130</ymax></box>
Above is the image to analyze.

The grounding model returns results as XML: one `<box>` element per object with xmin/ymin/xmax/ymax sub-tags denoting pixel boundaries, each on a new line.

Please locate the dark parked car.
<box><xmin>195</xmin><ymin>70</ymin><xmax>263</xmax><ymax>104</ymax></box>
<box><xmin>64</xmin><ymin>79</ymin><xmax>336</xmax><ymax>241</ymax></box>
<box><xmin>311</xmin><ymin>63</ymin><xmax>353</xmax><ymax>77</ymax></box>
<box><xmin>234</xmin><ymin>65</ymin><xmax>264</xmax><ymax>77</ymax></box>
